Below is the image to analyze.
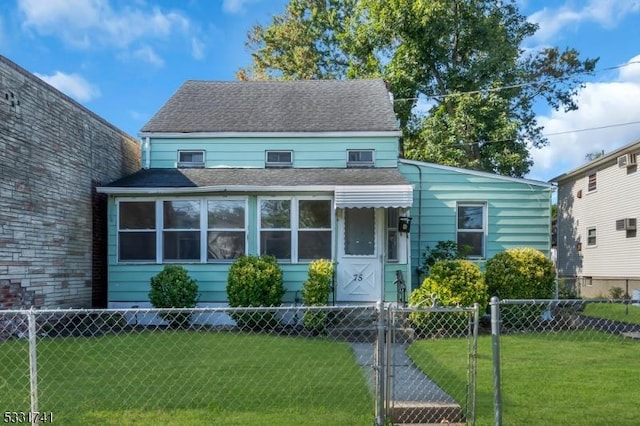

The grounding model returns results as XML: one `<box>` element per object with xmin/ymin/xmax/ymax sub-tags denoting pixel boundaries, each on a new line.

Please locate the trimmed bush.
<box><xmin>485</xmin><ymin>247</ymin><xmax>556</xmax><ymax>329</ymax></box>
<box><xmin>149</xmin><ymin>265</ymin><xmax>199</xmax><ymax>328</ymax></box>
<box><xmin>226</xmin><ymin>255</ymin><xmax>285</xmax><ymax>329</ymax></box>
<box><xmin>301</xmin><ymin>259</ymin><xmax>334</xmax><ymax>332</ymax></box>
<box><xmin>408</xmin><ymin>260</ymin><xmax>487</xmax><ymax>334</ymax></box>
<box><xmin>485</xmin><ymin>247</ymin><xmax>556</xmax><ymax>299</ymax></box>
<box><xmin>420</xmin><ymin>240</ymin><xmax>472</xmax><ymax>275</ymax></box>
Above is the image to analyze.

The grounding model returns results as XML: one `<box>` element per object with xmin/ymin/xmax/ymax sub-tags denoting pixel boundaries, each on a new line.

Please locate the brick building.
<box><xmin>0</xmin><ymin>55</ymin><xmax>140</xmax><ymax>308</ymax></box>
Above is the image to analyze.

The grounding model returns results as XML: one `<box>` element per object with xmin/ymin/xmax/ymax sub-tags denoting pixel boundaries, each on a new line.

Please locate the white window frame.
<box><xmin>177</xmin><ymin>150</ymin><xmax>205</xmax><ymax>168</ymax></box>
<box><xmin>258</xmin><ymin>195</ymin><xmax>334</xmax><ymax>263</ymax></box>
<box><xmin>347</xmin><ymin>149</ymin><xmax>375</xmax><ymax>168</ymax></box>
<box><xmin>265</xmin><ymin>150</ymin><xmax>293</xmax><ymax>168</ymax></box>
<box><xmin>456</xmin><ymin>202</ymin><xmax>487</xmax><ymax>259</ymax></box>
<box><xmin>586</xmin><ymin>227</ymin><xmax>597</xmax><ymax>247</ymax></box>
<box><xmin>116</xmin><ymin>197</ymin><xmax>248</xmax><ymax>264</ymax></box>
<box><xmin>117</xmin><ymin>198</ymin><xmax>158</xmax><ymax>263</ymax></box>
<box><xmin>205</xmin><ymin>198</ymin><xmax>248</xmax><ymax>262</ymax></box>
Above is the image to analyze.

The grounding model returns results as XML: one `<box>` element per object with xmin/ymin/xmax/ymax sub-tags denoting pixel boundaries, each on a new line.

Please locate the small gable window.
<box><xmin>178</xmin><ymin>150</ymin><xmax>205</xmax><ymax>168</ymax></box>
<box><xmin>347</xmin><ymin>150</ymin><xmax>374</xmax><ymax>168</ymax></box>
<box><xmin>265</xmin><ymin>150</ymin><xmax>293</xmax><ymax>168</ymax></box>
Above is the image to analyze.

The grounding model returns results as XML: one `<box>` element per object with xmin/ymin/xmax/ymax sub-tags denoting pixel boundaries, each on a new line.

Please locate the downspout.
<box><xmin>144</xmin><ymin>136</ymin><xmax>151</xmax><ymax>169</ymax></box>
<box><xmin>404</xmin><ymin>161</ymin><xmax>423</xmax><ymax>288</ymax></box>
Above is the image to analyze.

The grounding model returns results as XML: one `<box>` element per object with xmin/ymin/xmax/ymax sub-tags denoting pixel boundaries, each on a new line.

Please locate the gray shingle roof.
<box><xmin>104</xmin><ymin>167</ymin><xmax>410</xmax><ymax>188</ymax></box>
<box><xmin>141</xmin><ymin>79</ymin><xmax>399</xmax><ymax>133</ymax></box>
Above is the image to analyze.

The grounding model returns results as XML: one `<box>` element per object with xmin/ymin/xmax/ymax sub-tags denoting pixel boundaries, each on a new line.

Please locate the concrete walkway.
<box><xmin>350</xmin><ymin>342</ymin><xmax>464</xmax><ymax>424</ymax></box>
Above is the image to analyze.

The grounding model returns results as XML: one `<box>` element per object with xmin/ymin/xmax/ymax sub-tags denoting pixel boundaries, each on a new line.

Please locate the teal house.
<box><xmin>98</xmin><ymin>79</ymin><xmax>552</xmax><ymax>308</ymax></box>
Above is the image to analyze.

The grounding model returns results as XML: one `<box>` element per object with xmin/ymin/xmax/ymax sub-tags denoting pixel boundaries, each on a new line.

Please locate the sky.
<box><xmin>1</xmin><ymin>0</ymin><xmax>640</xmax><ymax>183</ymax></box>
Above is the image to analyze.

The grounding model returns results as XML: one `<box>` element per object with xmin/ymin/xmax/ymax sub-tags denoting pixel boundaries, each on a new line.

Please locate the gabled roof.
<box><xmin>550</xmin><ymin>138</ymin><xmax>640</xmax><ymax>183</ymax></box>
<box><xmin>141</xmin><ymin>79</ymin><xmax>400</xmax><ymax>134</ymax></box>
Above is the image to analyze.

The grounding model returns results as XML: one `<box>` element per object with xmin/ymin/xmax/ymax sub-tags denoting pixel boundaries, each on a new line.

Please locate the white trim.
<box><xmin>139</xmin><ymin>130</ymin><xmax>402</xmax><ymax>138</ymax></box>
<box><xmin>399</xmin><ymin>158</ymin><xmax>554</xmax><ymax>188</ymax></box>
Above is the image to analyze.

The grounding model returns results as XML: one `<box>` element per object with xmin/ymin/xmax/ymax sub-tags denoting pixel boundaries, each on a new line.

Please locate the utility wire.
<box><xmin>393</xmin><ymin>60</ymin><xmax>640</xmax><ymax>103</ymax></box>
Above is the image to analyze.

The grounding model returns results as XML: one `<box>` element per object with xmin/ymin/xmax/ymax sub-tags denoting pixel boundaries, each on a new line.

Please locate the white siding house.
<box><xmin>552</xmin><ymin>139</ymin><xmax>640</xmax><ymax>298</ymax></box>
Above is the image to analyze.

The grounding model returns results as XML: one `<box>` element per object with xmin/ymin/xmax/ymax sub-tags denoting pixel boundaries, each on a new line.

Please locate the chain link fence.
<box><xmin>0</xmin><ymin>304</ymin><xmax>478</xmax><ymax>425</ymax></box>
<box><xmin>493</xmin><ymin>298</ymin><xmax>640</xmax><ymax>426</ymax></box>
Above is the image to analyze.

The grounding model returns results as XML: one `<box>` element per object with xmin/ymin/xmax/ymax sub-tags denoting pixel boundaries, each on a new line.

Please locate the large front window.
<box><xmin>117</xmin><ymin>198</ymin><xmax>246</xmax><ymax>263</ymax></box>
<box><xmin>457</xmin><ymin>203</ymin><xmax>486</xmax><ymax>258</ymax></box>
<box><xmin>259</xmin><ymin>197</ymin><xmax>332</xmax><ymax>262</ymax></box>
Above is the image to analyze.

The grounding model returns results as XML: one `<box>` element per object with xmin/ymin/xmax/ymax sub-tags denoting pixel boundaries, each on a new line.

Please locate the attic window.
<box><xmin>347</xmin><ymin>150</ymin><xmax>374</xmax><ymax>168</ymax></box>
<box><xmin>265</xmin><ymin>150</ymin><xmax>293</xmax><ymax>168</ymax></box>
<box><xmin>178</xmin><ymin>150</ymin><xmax>205</xmax><ymax>168</ymax></box>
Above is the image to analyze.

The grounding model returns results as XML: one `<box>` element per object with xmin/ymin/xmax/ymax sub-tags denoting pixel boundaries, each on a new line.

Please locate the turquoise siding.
<box><xmin>148</xmin><ymin>136</ymin><xmax>399</xmax><ymax>169</ymax></box>
<box><xmin>399</xmin><ymin>161</ymin><xmax>552</xmax><ymax>290</ymax></box>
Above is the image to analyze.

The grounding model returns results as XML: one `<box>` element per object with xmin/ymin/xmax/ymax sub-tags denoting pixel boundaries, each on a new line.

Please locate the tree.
<box><xmin>585</xmin><ymin>150</ymin><xmax>605</xmax><ymax>161</ymax></box>
<box><xmin>239</xmin><ymin>0</ymin><xmax>597</xmax><ymax>177</ymax></box>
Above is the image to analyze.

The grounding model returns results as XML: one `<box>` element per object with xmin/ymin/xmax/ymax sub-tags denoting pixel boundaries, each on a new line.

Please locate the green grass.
<box><xmin>0</xmin><ymin>331</ymin><xmax>373</xmax><ymax>425</ymax></box>
<box><xmin>408</xmin><ymin>330</ymin><xmax>640</xmax><ymax>425</ymax></box>
<box><xmin>582</xmin><ymin>302</ymin><xmax>640</xmax><ymax>324</ymax></box>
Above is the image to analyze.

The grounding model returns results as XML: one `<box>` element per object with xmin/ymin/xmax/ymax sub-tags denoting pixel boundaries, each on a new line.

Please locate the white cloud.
<box><xmin>34</xmin><ymin>71</ymin><xmax>101</xmax><ymax>102</ymax></box>
<box><xmin>529</xmin><ymin>0</ymin><xmax>640</xmax><ymax>43</ymax></box>
<box><xmin>18</xmin><ymin>0</ymin><xmax>194</xmax><ymax>60</ymax></box>
<box><xmin>528</xmin><ymin>58</ymin><xmax>640</xmax><ymax>181</ymax></box>
<box><xmin>191</xmin><ymin>37</ymin><xmax>205</xmax><ymax>60</ymax></box>
<box><xmin>131</xmin><ymin>45</ymin><xmax>165</xmax><ymax>68</ymax></box>
<box><xmin>222</xmin><ymin>0</ymin><xmax>261</xmax><ymax>15</ymax></box>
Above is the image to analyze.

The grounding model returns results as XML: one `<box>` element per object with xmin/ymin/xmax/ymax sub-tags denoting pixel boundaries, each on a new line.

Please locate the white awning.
<box><xmin>334</xmin><ymin>185</ymin><xmax>414</xmax><ymax>208</ymax></box>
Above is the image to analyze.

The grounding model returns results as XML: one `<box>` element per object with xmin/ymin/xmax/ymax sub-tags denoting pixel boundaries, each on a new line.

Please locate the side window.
<box><xmin>587</xmin><ymin>173</ymin><xmax>597</xmax><ymax>192</ymax></box>
<box><xmin>587</xmin><ymin>227</ymin><xmax>597</xmax><ymax>246</ymax></box>
<box><xmin>298</xmin><ymin>199</ymin><xmax>332</xmax><ymax>260</ymax></box>
<box><xmin>178</xmin><ymin>150</ymin><xmax>205</xmax><ymax>168</ymax></box>
<box><xmin>387</xmin><ymin>208</ymin><xmax>399</xmax><ymax>262</ymax></box>
<box><xmin>260</xmin><ymin>199</ymin><xmax>292</xmax><ymax>261</ymax></box>
<box><xmin>162</xmin><ymin>200</ymin><xmax>201</xmax><ymax>261</ymax></box>
<box><xmin>207</xmin><ymin>200</ymin><xmax>246</xmax><ymax>261</ymax></box>
<box><xmin>118</xmin><ymin>201</ymin><xmax>156</xmax><ymax>261</ymax></box>
<box><xmin>457</xmin><ymin>203</ymin><xmax>486</xmax><ymax>258</ymax></box>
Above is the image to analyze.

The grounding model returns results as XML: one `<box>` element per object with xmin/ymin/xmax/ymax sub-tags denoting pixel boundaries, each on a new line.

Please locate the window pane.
<box><xmin>387</xmin><ymin>230</ymin><xmax>398</xmax><ymax>261</ymax></box>
<box><xmin>345</xmin><ymin>208</ymin><xmax>375</xmax><ymax>255</ymax></box>
<box><xmin>266</xmin><ymin>151</ymin><xmax>292</xmax><ymax>163</ymax></box>
<box><xmin>163</xmin><ymin>231</ymin><xmax>200</xmax><ymax>260</ymax></box>
<box><xmin>299</xmin><ymin>200</ymin><xmax>331</xmax><ymax>228</ymax></box>
<box><xmin>207</xmin><ymin>231</ymin><xmax>245</xmax><ymax>260</ymax></box>
<box><xmin>179</xmin><ymin>151</ymin><xmax>204</xmax><ymax>163</ymax></box>
<box><xmin>119</xmin><ymin>232</ymin><xmax>156</xmax><ymax>261</ymax></box>
<box><xmin>587</xmin><ymin>228</ymin><xmax>596</xmax><ymax>245</ymax></box>
<box><xmin>457</xmin><ymin>232</ymin><xmax>483</xmax><ymax>257</ymax></box>
<box><xmin>260</xmin><ymin>231</ymin><xmax>291</xmax><ymax>260</ymax></box>
<box><xmin>164</xmin><ymin>201</ymin><xmax>200</xmax><ymax>229</ymax></box>
<box><xmin>260</xmin><ymin>200</ymin><xmax>291</xmax><ymax>228</ymax></box>
<box><xmin>348</xmin><ymin>150</ymin><xmax>373</xmax><ymax>162</ymax></box>
<box><xmin>208</xmin><ymin>200</ymin><xmax>245</xmax><ymax>228</ymax></box>
<box><xmin>119</xmin><ymin>202</ymin><xmax>155</xmax><ymax>229</ymax></box>
<box><xmin>458</xmin><ymin>206</ymin><xmax>483</xmax><ymax>229</ymax></box>
<box><xmin>298</xmin><ymin>230</ymin><xmax>331</xmax><ymax>260</ymax></box>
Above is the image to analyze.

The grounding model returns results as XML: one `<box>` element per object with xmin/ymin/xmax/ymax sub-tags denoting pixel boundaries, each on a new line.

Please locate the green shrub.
<box><xmin>485</xmin><ymin>247</ymin><xmax>556</xmax><ymax>299</ymax></box>
<box><xmin>301</xmin><ymin>259</ymin><xmax>334</xmax><ymax>332</ymax></box>
<box><xmin>226</xmin><ymin>255</ymin><xmax>285</xmax><ymax>329</ymax></box>
<box><xmin>485</xmin><ymin>247</ymin><xmax>556</xmax><ymax>329</ymax></box>
<box><xmin>149</xmin><ymin>265</ymin><xmax>199</xmax><ymax>328</ymax></box>
<box><xmin>408</xmin><ymin>260</ymin><xmax>487</xmax><ymax>334</ymax></box>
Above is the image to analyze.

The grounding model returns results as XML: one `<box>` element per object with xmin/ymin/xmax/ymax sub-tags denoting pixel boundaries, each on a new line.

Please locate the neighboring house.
<box><xmin>0</xmin><ymin>55</ymin><xmax>140</xmax><ymax>309</ymax></box>
<box><xmin>98</xmin><ymin>79</ymin><xmax>552</xmax><ymax>309</ymax></box>
<box><xmin>552</xmin><ymin>139</ymin><xmax>640</xmax><ymax>298</ymax></box>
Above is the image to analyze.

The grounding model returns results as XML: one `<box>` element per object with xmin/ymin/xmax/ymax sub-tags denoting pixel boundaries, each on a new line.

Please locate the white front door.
<box><xmin>336</xmin><ymin>208</ymin><xmax>382</xmax><ymax>302</ymax></box>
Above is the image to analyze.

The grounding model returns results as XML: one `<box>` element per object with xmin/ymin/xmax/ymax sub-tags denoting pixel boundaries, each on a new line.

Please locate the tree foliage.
<box><xmin>238</xmin><ymin>0</ymin><xmax>598</xmax><ymax>177</ymax></box>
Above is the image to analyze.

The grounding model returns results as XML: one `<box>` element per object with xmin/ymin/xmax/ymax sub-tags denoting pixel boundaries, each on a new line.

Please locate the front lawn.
<box><xmin>0</xmin><ymin>331</ymin><xmax>373</xmax><ymax>425</ymax></box>
<box><xmin>582</xmin><ymin>302</ymin><xmax>640</xmax><ymax>324</ymax></box>
<box><xmin>408</xmin><ymin>330</ymin><xmax>640</xmax><ymax>425</ymax></box>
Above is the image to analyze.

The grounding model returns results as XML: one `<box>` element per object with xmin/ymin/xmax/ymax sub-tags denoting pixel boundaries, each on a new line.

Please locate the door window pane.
<box><xmin>345</xmin><ymin>208</ymin><xmax>375</xmax><ymax>255</ymax></box>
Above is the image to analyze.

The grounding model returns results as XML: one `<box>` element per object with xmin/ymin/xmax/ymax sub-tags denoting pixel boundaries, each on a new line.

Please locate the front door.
<box><xmin>336</xmin><ymin>208</ymin><xmax>382</xmax><ymax>302</ymax></box>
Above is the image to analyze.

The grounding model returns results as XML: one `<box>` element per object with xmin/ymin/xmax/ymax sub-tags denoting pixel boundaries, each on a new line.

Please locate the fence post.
<box><xmin>490</xmin><ymin>297</ymin><xmax>502</xmax><ymax>426</ymax></box>
<box><xmin>28</xmin><ymin>308</ymin><xmax>39</xmax><ymax>422</ymax></box>
<box><xmin>375</xmin><ymin>301</ymin><xmax>386</xmax><ymax>426</ymax></box>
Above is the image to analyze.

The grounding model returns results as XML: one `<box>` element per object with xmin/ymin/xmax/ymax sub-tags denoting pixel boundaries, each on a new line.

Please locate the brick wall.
<box><xmin>0</xmin><ymin>55</ymin><xmax>140</xmax><ymax>308</ymax></box>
